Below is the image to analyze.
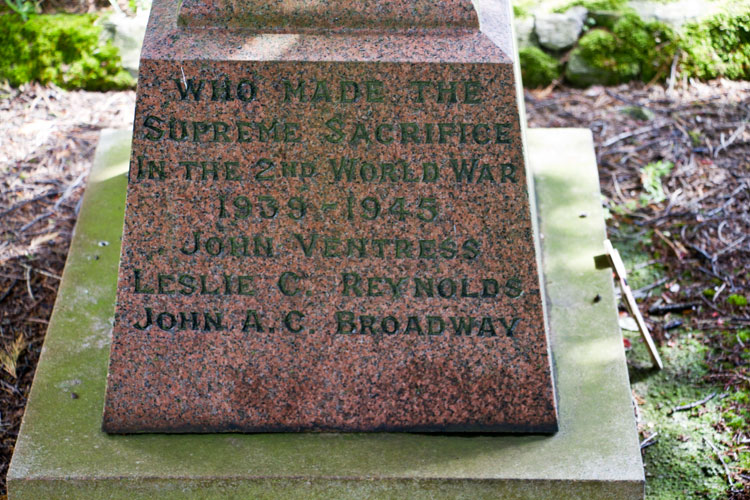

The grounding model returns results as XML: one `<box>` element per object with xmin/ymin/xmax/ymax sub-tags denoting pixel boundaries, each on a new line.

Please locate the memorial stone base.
<box><xmin>8</xmin><ymin>128</ymin><xmax>645</xmax><ymax>500</ymax></box>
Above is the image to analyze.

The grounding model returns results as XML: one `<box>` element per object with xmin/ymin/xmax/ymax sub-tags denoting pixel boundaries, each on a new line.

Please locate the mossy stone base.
<box><xmin>8</xmin><ymin>128</ymin><xmax>645</xmax><ymax>499</ymax></box>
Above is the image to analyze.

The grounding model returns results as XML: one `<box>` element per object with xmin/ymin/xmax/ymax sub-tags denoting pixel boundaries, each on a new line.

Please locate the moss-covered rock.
<box><xmin>0</xmin><ymin>13</ymin><xmax>134</xmax><ymax>90</ymax></box>
<box><xmin>519</xmin><ymin>46</ymin><xmax>561</xmax><ymax>88</ymax></box>
<box><xmin>679</xmin><ymin>12</ymin><xmax>750</xmax><ymax>80</ymax></box>
<box><xmin>565</xmin><ymin>13</ymin><xmax>676</xmax><ymax>87</ymax></box>
<box><xmin>587</xmin><ymin>9</ymin><xmax>623</xmax><ymax>30</ymax></box>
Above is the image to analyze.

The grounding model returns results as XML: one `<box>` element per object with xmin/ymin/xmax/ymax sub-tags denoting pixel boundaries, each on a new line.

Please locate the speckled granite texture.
<box><xmin>178</xmin><ymin>0</ymin><xmax>480</xmax><ymax>30</ymax></box>
<box><xmin>102</xmin><ymin>0</ymin><xmax>558</xmax><ymax>433</ymax></box>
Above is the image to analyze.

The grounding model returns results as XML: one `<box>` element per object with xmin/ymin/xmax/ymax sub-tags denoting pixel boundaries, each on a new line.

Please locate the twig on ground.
<box><xmin>18</xmin><ymin>264</ymin><xmax>61</xmax><ymax>281</ymax></box>
<box><xmin>648</xmin><ymin>302</ymin><xmax>701</xmax><ymax>315</ymax></box>
<box><xmin>670</xmin><ymin>392</ymin><xmax>717</xmax><ymax>414</ymax></box>
<box><xmin>0</xmin><ymin>280</ymin><xmax>18</xmax><ymax>304</ymax></box>
<box><xmin>714</xmin><ymin>122</ymin><xmax>746</xmax><ymax>158</ymax></box>
<box><xmin>633</xmin><ymin>277</ymin><xmax>670</xmax><ymax>299</ymax></box>
<box><xmin>700</xmin><ymin>295</ymin><xmax>727</xmax><ymax>315</ymax></box>
<box><xmin>601</xmin><ymin>121</ymin><xmax>670</xmax><ymax>148</ymax></box>
<box><xmin>654</xmin><ymin>228</ymin><xmax>688</xmax><ymax>259</ymax></box>
<box><xmin>632</xmin><ymin>259</ymin><xmax>659</xmax><ymax>271</ymax></box>
<box><xmin>23</xmin><ymin>266</ymin><xmax>34</xmax><ymax>301</ymax></box>
<box><xmin>0</xmin><ymin>189</ymin><xmax>61</xmax><ymax>218</ymax></box>
<box><xmin>641</xmin><ymin>432</ymin><xmax>659</xmax><ymax>449</ymax></box>
<box><xmin>705</xmin><ymin>437</ymin><xmax>735</xmax><ymax>488</ymax></box>
<box><xmin>19</xmin><ymin>211</ymin><xmax>53</xmax><ymax>233</ymax></box>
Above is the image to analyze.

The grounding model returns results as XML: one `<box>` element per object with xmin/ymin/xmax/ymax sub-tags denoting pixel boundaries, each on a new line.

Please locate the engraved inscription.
<box><xmin>124</xmin><ymin>73</ymin><xmax>537</xmax><ymax>341</ymax></box>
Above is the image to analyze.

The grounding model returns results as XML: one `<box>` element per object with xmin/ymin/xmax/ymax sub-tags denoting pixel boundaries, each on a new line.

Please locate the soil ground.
<box><xmin>0</xmin><ymin>80</ymin><xmax>748</xmax><ymax>499</ymax></box>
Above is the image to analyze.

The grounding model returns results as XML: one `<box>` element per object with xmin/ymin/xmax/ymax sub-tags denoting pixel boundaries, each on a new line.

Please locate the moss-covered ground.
<box><xmin>612</xmin><ymin>225</ymin><xmax>749</xmax><ymax>498</ymax></box>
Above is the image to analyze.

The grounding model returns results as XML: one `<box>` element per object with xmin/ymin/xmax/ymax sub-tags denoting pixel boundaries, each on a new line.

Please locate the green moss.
<box><xmin>620</xmin><ymin>105</ymin><xmax>655</xmax><ymax>121</ymax></box>
<box><xmin>626</xmin><ymin>331</ymin><xmax>733</xmax><ymax>499</ymax></box>
<box><xmin>611</xmin><ymin>226</ymin><xmax>741</xmax><ymax>499</ymax></box>
<box><xmin>566</xmin><ymin>13</ymin><xmax>676</xmax><ymax>86</ymax></box>
<box><xmin>727</xmin><ymin>294</ymin><xmax>748</xmax><ymax>307</ymax></box>
<box><xmin>519</xmin><ymin>46</ymin><xmax>561</xmax><ymax>88</ymax></box>
<box><xmin>511</xmin><ymin>0</ymin><xmax>537</xmax><ymax>19</ymax></box>
<box><xmin>513</xmin><ymin>5</ymin><xmax>529</xmax><ymax>19</ymax></box>
<box><xmin>679</xmin><ymin>12</ymin><xmax>750</xmax><ymax>80</ymax></box>
<box><xmin>553</xmin><ymin>0</ymin><xmax>628</xmax><ymax>14</ymax></box>
<box><xmin>0</xmin><ymin>13</ymin><xmax>134</xmax><ymax>90</ymax></box>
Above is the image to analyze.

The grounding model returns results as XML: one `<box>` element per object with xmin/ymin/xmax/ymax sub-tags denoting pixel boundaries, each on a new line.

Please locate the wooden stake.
<box><xmin>596</xmin><ymin>240</ymin><xmax>664</xmax><ymax>370</ymax></box>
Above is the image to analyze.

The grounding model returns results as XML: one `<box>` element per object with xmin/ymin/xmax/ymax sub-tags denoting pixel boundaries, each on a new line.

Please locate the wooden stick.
<box><xmin>599</xmin><ymin>240</ymin><xmax>664</xmax><ymax>369</ymax></box>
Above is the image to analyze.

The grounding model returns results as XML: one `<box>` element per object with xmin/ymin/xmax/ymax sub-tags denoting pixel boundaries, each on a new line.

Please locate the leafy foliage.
<box><xmin>640</xmin><ymin>160</ymin><xmax>674</xmax><ymax>204</ymax></box>
<box><xmin>0</xmin><ymin>334</ymin><xmax>25</xmax><ymax>379</ymax></box>
<box><xmin>0</xmin><ymin>13</ymin><xmax>134</xmax><ymax>90</ymax></box>
<box><xmin>3</xmin><ymin>0</ymin><xmax>37</xmax><ymax>22</ymax></box>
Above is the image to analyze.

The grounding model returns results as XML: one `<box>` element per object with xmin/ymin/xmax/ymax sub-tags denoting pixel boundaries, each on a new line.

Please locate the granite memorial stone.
<box><xmin>102</xmin><ymin>0</ymin><xmax>558</xmax><ymax>433</ymax></box>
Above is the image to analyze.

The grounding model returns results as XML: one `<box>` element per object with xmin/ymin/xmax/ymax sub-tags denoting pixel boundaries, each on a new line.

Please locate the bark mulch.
<box><xmin>0</xmin><ymin>82</ymin><xmax>135</xmax><ymax>498</ymax></box>
<box><xmin>527</xmin><ymin>79</ymin><xmax>750</xmax><ymax>497</ymax></box>
<box><xmin>0</xmin><ymin>79</ymin><xmax>748</xmax><ymax>497</ymax></box>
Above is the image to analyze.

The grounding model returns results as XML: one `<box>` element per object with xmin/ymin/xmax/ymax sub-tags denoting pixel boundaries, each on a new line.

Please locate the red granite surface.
<box><xmin>102</xmin><ymin>0</ymin><xmax>558</xmax><ymax>433</ymax></box>
<box><xmin>178</xmin><ymin>0</ymin><xmax>479</xmax><ymax>30</ymax></box>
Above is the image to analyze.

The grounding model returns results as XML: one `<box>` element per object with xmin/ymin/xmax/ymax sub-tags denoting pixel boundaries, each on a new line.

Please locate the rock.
<box><xmin>514</xmin><ymin>16</ymin><xmax>538</xmax><ymax>49</ymax></box>
<box><xmin>534</xmin><ymin>6</ymin><xmax>587</xmax><ymax>51</ymax></box>
<box><xmin>629</xmin><ymin>0</ymin><xmax>722</xmax><ymax>30</ymax></box>
<box><xmin>588</xmin><ymin>10</ymin><xmax>621</xmax><ymax>30</ymax></box>
<box><xmin>565</xmin><ymin>48</ymin><xmax>611</xmax><ymax>87</ymax></box>
<box><xmin>102</xmin><ymin>10</ymin><xmax>149</xmax><ymax>78</ymax></box>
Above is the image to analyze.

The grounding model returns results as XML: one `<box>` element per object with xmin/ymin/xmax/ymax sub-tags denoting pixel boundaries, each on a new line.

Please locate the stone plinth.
<box><xmin>8</xmin><ymin>128</ymin><xmax>645</xmax><ymax>499</ymax></box>
<box><xmin>102</xmin><ymin>0</ymin><xmax>557</xmax><ymax>433</ymax></box>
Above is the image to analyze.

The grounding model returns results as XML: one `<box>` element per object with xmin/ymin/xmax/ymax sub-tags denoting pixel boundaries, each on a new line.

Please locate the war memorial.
<box><xmin>8</xmin><ymin>0</ymin><xmax>644</xmax><ymax>497</ymax></box>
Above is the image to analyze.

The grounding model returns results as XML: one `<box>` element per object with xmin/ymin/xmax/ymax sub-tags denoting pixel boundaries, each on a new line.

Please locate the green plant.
<box><xmin>519</xmin><ymin>46</ymin><xmax>560</xmax><ymax>88</ymax></box>
<box><xmin>640</xmin><ymin>160</ymin><xmax>673</xmax><ymax>204</ymax></box>
<box><xmin>3</xmin><ymin>0</ymin><xmax>37</xmax><ymax>21</ymax></box>
<box><xmin>0</xmin><ymin>13</ymin><xmax>134</xmax><ymax>90</ymax></box>
<box><xmin>727</xmin><ymin>294</ymin><xmax>748</xmax><ymax>307</ymax></box>
<box><xmin>688</xmin><ymin>129</ymin><xmax>702</xmax><ymax>147</ymax></box>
